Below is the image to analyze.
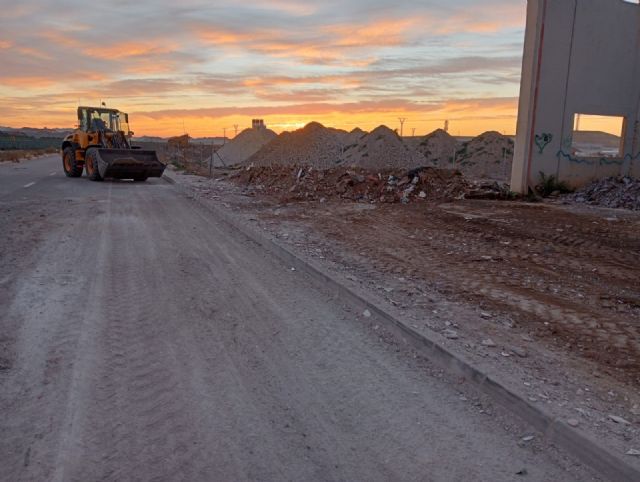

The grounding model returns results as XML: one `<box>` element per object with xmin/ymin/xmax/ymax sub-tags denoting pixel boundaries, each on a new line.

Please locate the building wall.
<box><xmin>512</xmin><ymin>0</ymin><xmax>640</xmax><ymax>193</ymax></box>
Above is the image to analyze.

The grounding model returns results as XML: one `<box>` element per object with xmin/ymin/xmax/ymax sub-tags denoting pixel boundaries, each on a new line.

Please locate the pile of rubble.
<box><xmin>341</xmin><ymin>125</ymin><xmax>415</xmax><ymax>170</ymax></box>
<box><xmin>455</xmin><ymin>131</ymin><xmax>514</xmax><ymax>180</ymax></box>
<box><xmin>233</xmin><ymin>165</ymin><xmax>510</xmax><ymax>204</ymax></box>
<box><xmin>217</xmin><ymin>127</ymin><xmax>277</xmax><ymax>165</ymax></box>
<box><xmin>242</xmin><ymin>123</ymin><xmax>515</xmax><ymax>182</ymax></box>
<box><xmin>412</xmin><ymin>128</ymin><xmax>460</xmax><ymax>166</ymax></box>
<box><xmin>247</xmin><ymin>122</ymin><xmax>347</xmax><ymax>169</ymax></box>
<box><xmin>568</xmin><ymin>176</ymin><xmax>640</xmax><ymax>210</ymax></box>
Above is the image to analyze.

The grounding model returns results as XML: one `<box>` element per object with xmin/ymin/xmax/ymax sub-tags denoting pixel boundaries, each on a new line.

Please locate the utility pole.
<box><xmin>398</xmin><ymin>118</ymin><xmax>407</xmax><ymax>137</ymax></box>
<box><xmin>444</xmin><ymin>120</ymin><xmax>449</xmax><ymax>133</ymax></box>
<box><xmin>575</xmin><ymin>114</ymin><xmax>582</xmax><ymax>131</ymax></box>
<box><xmin>412</xmin><ymin>128</ymin><xmax>416</xmax><ymax>137</ymax></box>
<box><xmin>233</xmin><ymin>124</ymin><xmax>239</xmax><ymax>137</ymax></box>
<box><xmin>223</xmin><ymin>127</ymin><xmax>227</xmax><ymax>145</ymax></box>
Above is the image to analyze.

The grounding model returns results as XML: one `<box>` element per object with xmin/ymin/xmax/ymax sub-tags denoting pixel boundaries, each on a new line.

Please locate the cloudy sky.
<box><xmin>0</xmin><ymin>0</ymin><xmax>526</xmax><ymax>137</ymax></box>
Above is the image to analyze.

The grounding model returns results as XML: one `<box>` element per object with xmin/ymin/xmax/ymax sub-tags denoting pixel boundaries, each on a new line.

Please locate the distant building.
<box><xmin>252</xmin><ymin>119</ymin><xmax>266</xmax><ymax>130</ymax></box>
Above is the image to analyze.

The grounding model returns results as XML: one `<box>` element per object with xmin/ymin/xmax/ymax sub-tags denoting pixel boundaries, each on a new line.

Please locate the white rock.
<box><xmin>481</xmin><ymin>339</ymin><xmax>497</xmax><ymax>347</ymax></box>
<box><xmin>363</xmin><ymin>309</ymin><xmax>372</xmax><ymax>318</ymax></box>
<box><xmin>608</xmin><ymin>414</ymin><xmax>631</xmax><ymax>425</ymax></box>
<box><xmin>626</xmin><ymin>449</ymin><xmax>640</xmax><ymax>456</ymax></box>
<box><xmin>567</xmin><ymin>419</ymin><xmax>580</xmax><ymax>427</ymax></box>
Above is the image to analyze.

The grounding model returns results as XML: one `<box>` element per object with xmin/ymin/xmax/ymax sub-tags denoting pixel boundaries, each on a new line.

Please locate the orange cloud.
<box><xmin>0</xmin><ymin>76</ymin><xmax>58</xmax><ymax>88</ymax></box>
<box><xmin>324</xmin><ymin>18</ymin><xmax>418</xmax><ymax>48</ymax></box>
<box><xmin>83</xmin><ymin>42</ymin><xmax>176</xmax><ymax>60</ymax></box>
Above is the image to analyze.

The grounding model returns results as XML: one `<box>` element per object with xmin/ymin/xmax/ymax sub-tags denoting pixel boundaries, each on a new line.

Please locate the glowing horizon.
<box><xmin>0</xmin><ymin>1</ymin><xmax>527</xmax><ymax>137</ymax></box>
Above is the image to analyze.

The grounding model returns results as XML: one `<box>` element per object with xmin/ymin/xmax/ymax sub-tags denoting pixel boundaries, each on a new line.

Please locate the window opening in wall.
<box><xmin>571</xmin><ymin>114</ymin><xmax>624</xmax><ymax>158</ymax></box>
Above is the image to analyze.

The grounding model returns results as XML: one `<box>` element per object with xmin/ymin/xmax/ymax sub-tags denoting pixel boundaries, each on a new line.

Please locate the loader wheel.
<box><xmin>85</xmin><ymin>148</ymin><xmax>103</xmax><ymax>182</ymax></box>
<box><xmin>62</xmin><ymin>147</ymin><xmax>83</xmax><ymax>177</ymax></box>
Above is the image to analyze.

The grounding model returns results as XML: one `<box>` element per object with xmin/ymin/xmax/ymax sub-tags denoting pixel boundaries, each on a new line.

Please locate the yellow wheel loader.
<box><xmin>61</xmin><ymin>106</ymin><xmax>165</xmax><ymax>182</ymax></box>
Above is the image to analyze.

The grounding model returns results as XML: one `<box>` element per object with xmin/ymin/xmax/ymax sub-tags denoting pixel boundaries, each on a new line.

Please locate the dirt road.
<box><xmin>0</xmin><ymin>156</ymin><xmax>594</xmax><ymax>481</ymax></box>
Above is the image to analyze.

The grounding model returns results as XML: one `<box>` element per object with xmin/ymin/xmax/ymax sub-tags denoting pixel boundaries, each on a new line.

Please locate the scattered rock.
<box><xmin>608</xmin><ymin>415</ymin><xmax>631</xmax><ymax>425</ymax></box>
<box><xmin>481</xmin><ymin>338</ymin><xmax>497</xmax><ymax>347</ymax></box>
<box><xmin>512</xmin><ymin>347</ymin><xmax>528</xmax><ymax>358</ymax></box>
<box><xmin>567</xmin><ymin>418</ymin><xmax>580</xmax><ymax>427</ymax></box>
<box><xmin>521</xmin><ymin>435</ymin><xmax>535</xmax><ymax>442</ymax></box>
<box><xmin>363</xmin><ymin>309</ymin><xmax>372</xmax><ymax>318</ymax></box>
<box><xmin>443</xmin><ymin>329</ymin><xmax>459</xmax><ymax>340</ymax></box>
<box><xmin>480</xmin><ymin>312</ymin><xmax>493</xmax><ymax>319</ymax></box>
<box><xmin>626</xmin><ymin>449</ymin><xmax>640</xmax><ymax>456</ymax></box>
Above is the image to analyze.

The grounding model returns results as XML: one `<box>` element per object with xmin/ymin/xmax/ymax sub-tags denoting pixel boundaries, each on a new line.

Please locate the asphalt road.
<box><xmin>0</xmin><ymin>155</ymin><xmax>592</xmax><ymax>481</ymax></box>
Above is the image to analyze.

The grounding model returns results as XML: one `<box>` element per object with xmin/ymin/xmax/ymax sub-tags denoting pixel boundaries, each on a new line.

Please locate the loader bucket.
<box><xmin>94</xmin><ymin>148</ymin><xmax>165</xmax><ymax>180</ymax></box>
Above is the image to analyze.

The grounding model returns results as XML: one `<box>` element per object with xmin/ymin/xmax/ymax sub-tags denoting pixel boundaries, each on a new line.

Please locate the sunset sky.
<box><xmin>0</xmin><ymin>1</ymin><xmax>527</xmax><ymax>137</ymax></box>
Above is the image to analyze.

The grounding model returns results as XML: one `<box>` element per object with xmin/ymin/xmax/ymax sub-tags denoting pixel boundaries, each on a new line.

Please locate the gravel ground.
<box><xmin>170</xmin><ymin>166</ymin><xmax>640</xmax><ymax>472</ymax></box>
<box><xmin>0</xmin><ymin>156</ymin><xmax>599</xmax><ymax>481</ymax></box>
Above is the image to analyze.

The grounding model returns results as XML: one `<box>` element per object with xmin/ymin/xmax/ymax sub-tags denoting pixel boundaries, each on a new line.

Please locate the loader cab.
<box><xmin>77</xmin><ymin>106</ymin><xmax>130</xmax><ymax>134</ymax></box>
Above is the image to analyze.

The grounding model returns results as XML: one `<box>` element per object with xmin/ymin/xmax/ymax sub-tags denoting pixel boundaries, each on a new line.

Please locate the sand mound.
<box><xmin>456</xmin><ymin>131</ymin><xmax>514</xmax><ymax>180</ymax></box>
<box><xmin>344</xmin><ymin>128</ymin><xmax>367</xmax><ymax>148</ymax></box>
<box><xmin>340</xmin><ymin>125</ymin><xmax>414</xmax><ymax>169</ymax></box>
<box><xmin>217</xmin><ymin>127</ymin><xmax>277</xmax><ymax>165</ymax></box>
<box><xmin>414</xmin><ymin>129</ymin><xmax>460</xmax><ymax>166</ymax></box>
<box><xmin>247</xmin><ymin>122</ymin><xmax>348</xmax><ymax>168</ymax></box>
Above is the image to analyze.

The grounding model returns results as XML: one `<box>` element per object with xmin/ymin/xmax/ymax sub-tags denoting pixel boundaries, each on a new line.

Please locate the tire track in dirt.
<box><xmin>297</xmin><ymin>201</ymin><xmax>640</xmax><ymax>382</ymax></box>
<box><xmin>60</xmin><ymin>193</ymin><xmax>216</xmax><ymax>481</ymax></box>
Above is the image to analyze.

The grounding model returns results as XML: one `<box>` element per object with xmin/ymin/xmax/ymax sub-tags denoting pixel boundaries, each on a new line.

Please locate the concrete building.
<box><xmin>512</xmin><ymin>0</ymin><xmax>640</xmax><ymax>193</ymax></box>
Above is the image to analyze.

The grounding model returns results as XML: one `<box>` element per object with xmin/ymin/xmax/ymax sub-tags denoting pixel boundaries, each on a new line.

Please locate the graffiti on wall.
<box><xmin>555</xmin><ymin>150</ymin><xmax>639</xmax><ymax>167</ymax></box>
<box><xmin>534</xmin><ymin>133</ymin><xmax>553</xmax><ymax>154</ymax></box>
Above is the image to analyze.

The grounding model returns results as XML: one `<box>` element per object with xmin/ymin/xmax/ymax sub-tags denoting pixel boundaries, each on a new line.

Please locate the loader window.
<box><xmin>89</xmin><ymin>110</ymin><xmax>120</xmax><ymax>132</ymax></box>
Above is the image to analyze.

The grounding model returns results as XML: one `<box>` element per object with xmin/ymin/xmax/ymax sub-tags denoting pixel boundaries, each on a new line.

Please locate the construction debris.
<box><xmin>568</xmin><ymin>176</ymin><xmax>640</xmax><ymax>211</ymax></box>
<box><xmin>233</xmin><ymin>165</ymin><xmax>511</xmax><ymax>203</ymax></box>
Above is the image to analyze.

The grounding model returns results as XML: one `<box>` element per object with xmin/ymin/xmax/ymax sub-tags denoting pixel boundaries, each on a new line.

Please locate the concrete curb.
<box><xmin>168</xmin><ymin>174</ymin><xmax>638</xmax><ymax>482</ymax></box>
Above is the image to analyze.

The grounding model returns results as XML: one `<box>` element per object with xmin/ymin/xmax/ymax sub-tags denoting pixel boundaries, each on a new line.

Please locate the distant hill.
<box><xmin>572</xmin><ymin>131</ymin><xmax>621</xmax><ymax>148</ymax></box>
<box><xmin>0</xmin><ymin>126</ymin><xmax>72</xmax><ymax>138</ymax></box>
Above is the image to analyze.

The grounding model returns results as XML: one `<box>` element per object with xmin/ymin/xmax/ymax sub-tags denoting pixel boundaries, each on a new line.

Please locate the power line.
<box><xmin>398</xmin><ymin>118</ymin><xmax>407</xmax><ymax>137</ymax></box>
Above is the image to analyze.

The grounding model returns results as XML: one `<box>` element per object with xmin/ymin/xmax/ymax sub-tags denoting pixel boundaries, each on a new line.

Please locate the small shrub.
<box><xmin>536</xmin><ymin>171</ymin><xmax>573</xmax><ymax>197</ymax></box>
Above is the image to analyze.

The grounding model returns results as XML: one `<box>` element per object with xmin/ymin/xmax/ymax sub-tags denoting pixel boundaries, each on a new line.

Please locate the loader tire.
<box><xmin>62</xmin><ymin>147</ymin><xmax>83</xmax><ymax>177</ymax></box>
<box><xmin>85</xmin><ymin>148</ymin><xmax>103</xmax><ymax>182</ymax></box>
